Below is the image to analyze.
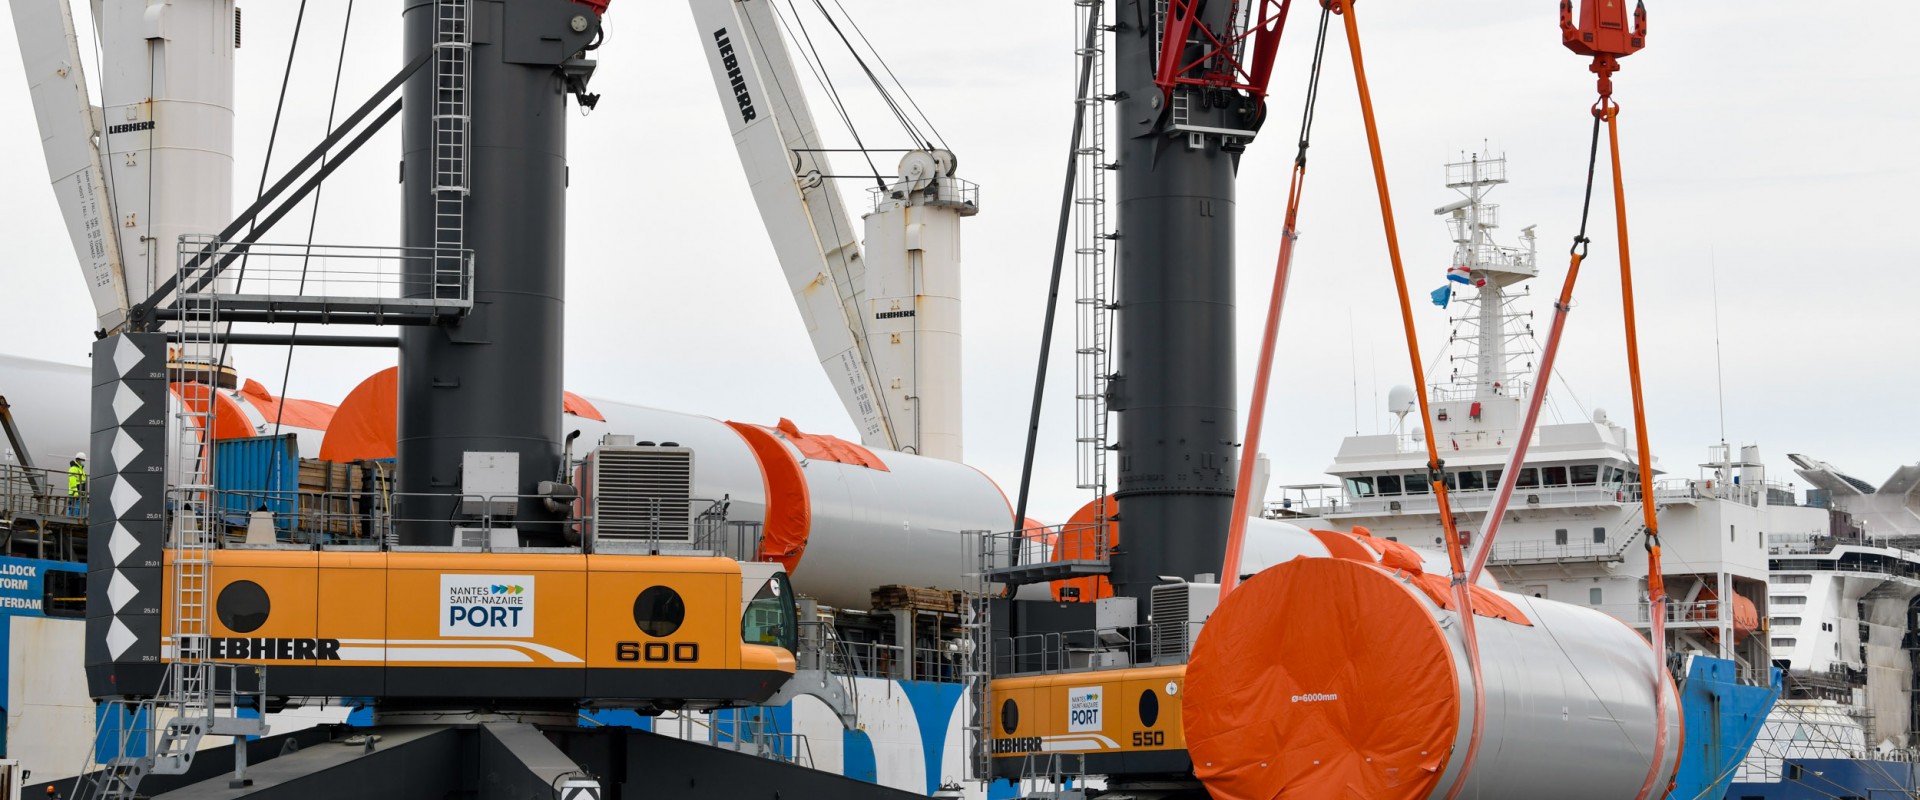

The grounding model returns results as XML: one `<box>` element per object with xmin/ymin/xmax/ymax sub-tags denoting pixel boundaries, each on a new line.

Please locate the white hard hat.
<box><xmin>74</xmin><ymin>451</ymin><xmax>86</xmax><ymax>460</ymax></box>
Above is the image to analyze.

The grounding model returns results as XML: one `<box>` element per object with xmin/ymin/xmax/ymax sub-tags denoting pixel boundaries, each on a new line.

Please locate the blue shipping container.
<box><xmin>214</xmin><ymin>434</ymin><xmax>300</xmax><ymax>533</ymax></box>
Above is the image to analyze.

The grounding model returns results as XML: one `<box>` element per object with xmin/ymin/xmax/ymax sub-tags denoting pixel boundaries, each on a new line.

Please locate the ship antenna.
<box><xmin>1710</xmin><ymin>243</ymin><xmax>1727</xmax><ymax>444</ymax></box>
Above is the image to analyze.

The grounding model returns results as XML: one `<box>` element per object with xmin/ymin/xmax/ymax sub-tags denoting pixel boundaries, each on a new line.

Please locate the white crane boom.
<box><xmin>688</xmin><ymin>0</ymin><xmax>978</xmax><ymax>461</ymax></box>
<box><xmin>11</xmin><ymin>0</ymin><xmax>131</xmax><ymax>332</ymax></box>
<box><xmin>689</xmin><ymin>0</ymin><xmax>896</xmax><ymax>450</ymax></box>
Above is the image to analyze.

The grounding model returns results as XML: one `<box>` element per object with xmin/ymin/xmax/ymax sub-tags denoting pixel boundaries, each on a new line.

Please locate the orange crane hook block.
<box><xmin>1560</xmin><ymin>0</ymin><xmax>1647</xmax><ymax>98</ymax></box>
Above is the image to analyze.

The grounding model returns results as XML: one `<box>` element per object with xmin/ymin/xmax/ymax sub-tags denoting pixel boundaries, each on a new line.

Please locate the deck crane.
<box><xmin>688</xmin><ymin>0</ymin><xmax>978</xmax><ymax>462</ymax></box>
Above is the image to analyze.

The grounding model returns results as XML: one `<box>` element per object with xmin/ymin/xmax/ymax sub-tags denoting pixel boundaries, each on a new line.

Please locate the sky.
<box><xmin>1</xmin><ymin>1</ymin><xmax>1915</xmax><ymax>524</ymax></box>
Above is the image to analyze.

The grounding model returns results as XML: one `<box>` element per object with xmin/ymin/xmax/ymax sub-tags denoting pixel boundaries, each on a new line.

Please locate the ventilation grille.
<box><xmin>591</xmin><ymin>447</ymin><xmax>694</xmax><ymax>542</ymax></box>
<box><xmin>1150</xmin><ymin>584</ymin><xmax>1191</xmax><ymax>661</ymax></box>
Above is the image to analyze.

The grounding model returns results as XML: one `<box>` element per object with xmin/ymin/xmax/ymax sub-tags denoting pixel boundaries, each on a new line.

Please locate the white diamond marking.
<box><xmin>108</xmin><ymin>570</ymin><xmax>137</xmax><ymax>612</ymax></box>
<box><xmin>106</xmin><ymin>617</ymin><xmax>137</xmax><ymax>659</ymax></box>
<box><xmin>113</xmin><ymin>336</ymin><xmax>141</xmax><ymax>377</ymax></box>
<box><xmin>110</xmin><ymin>478</ymin><xmax>141</xmax><ymax>516</ymax></box>
<box><xmin>111</xmin><ymin>429</ymin><xmax>141</xmax><ymax>470</ymax></box>
<box><xmin>110</xmin><ymin>523</ymin><xmax>138</xmax><ymax>565</ymax></box>
<box><xmin>112</xmin><ymin>383</ymin><xmax>141</xmax><ymax>424</ymax></box>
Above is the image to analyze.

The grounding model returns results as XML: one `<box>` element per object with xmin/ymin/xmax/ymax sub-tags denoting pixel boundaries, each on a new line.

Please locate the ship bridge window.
<box><xmin>1542</xmin><ymin>466</ymin><xmax>1569</xmax><ymax>487</ymax></box>
<box><xmin>1485</xmin><ymin>468</ymin><xmax>1503</xmax><ymax>488</ymax></box>
<box><xmin>1772</xmin><ymin>616</ymin><xmax>1802</xmax><ymax>627</ymax></box>
<box><xmin>1772</xmin><ymin>574</ymin><xmax>1811</xmax><ymax>585</ymax></box>
<box><xmin>1571</xmin><ymin>464</ymin><xmax>1599</xmax><ymax>486</ymax></box>
<box><xmin>1772</xmin><ymin>637</ymin><xmax>1796</xmax><ymax>648</ymax></box>
<box><xmin>1403</xmin><ymin>475</ymin><xmax>1429</xmax><ymax>495</ymax></box>
<box><xmin>1347</xmin><ymin>477</ymin><xmax>1376</xmax><ymax>498</ymax></box>
<box><xmin>1376</xmin><ymin>475</ymin><xmax>1403</xmax><ymax>496</ymax></box>
<box><xmin>1517</xmin><ymin>468</ymin><xmax>1540</xmax><ymax>489</ymax></box>
<box><xmin>1457</xmin><ymin>471</ymin><xmax>1485</xmax><ymax>491</ymax></box>
<box><xmin>1774</xmin><ymin>596</ymin><xmax>1806</xmax><ymax>606</ymax></box>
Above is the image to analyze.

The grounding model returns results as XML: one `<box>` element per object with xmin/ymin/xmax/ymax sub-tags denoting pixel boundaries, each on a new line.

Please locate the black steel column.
<box><xmin>1108</xmin><ymin>0</ymin><xmax>1244</xmax><ymax>603</ymax></box>
<box><xmin>397</xmin><ymin>0</ymin><xmax>597</xmax><ymax>544</ymax></box>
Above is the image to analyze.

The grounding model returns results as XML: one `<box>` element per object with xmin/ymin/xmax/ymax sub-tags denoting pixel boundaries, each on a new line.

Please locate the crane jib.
<box><xmin>712</xmin><ymin>29</ymin><xmax>760</xmax><ymax>123</ymax></box>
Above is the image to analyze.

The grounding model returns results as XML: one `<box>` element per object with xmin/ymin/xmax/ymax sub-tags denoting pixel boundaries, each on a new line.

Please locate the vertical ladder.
<box><xmin>1073</xmin><ymin>0</ymin><xmax>1112</xmax><ymax>512</ymax></box>
<box><xmin>431</xmin><ymin>0</ymin><xmax>471</xmax><ymax>300</ymax></box>
<box><xmin>962</xmin><ymin>558</ymin><xmax>993</xmax><ymax>785</ymax></box>
<box><xmin>158</xmin><ymin>285</ymin><xmax>220</xmax><ymax>772</ymax></box>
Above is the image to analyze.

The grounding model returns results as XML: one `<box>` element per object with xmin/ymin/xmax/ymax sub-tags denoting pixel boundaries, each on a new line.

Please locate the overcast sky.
<box><xmin>2</xmin><ymin>1</ymin><xmax>1914</xmax><ymax>523</ymax></box>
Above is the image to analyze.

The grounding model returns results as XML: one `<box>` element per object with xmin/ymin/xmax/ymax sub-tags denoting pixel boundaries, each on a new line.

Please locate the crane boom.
<box><xmin>10</xmin><ymin>0</ymin><xmax>131</xmax><ymax>332</ymax></box>
<box><xmin>690</xmin><ymin>0</ymin><xmax>897</xmax><ymax>450</ymax></box>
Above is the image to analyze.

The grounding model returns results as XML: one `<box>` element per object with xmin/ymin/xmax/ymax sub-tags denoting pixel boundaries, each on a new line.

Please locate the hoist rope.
<box><xmin>1335</xmin><ymin>4</ymin><xmax>1486</xmax><ymax>797</ymax></box>
<box><xmin>268</xmin><ymin>0</ymin><xmax>356</xmax><ymax>449</ymax></box>
<box><xmin>769</xmin><ymin>0</ymin><xmax>887</xmax><ymax>186</ymax></box>
<box><xmin>1012</xmin><ymin>0</ymin><xmax>1106</xmax><ymax>532</ymax></box>
<box><xmin>803</xmin><ymin>0</ymin><xmax>932</xmax><ymax>152</ymax></box>
<box><xmin>826</xmin><ymin>0</ymin><xmax>948</xmax><ymax>151</ymax></box>
<box><xmin>1220</xmin><ymin>1</ymin><xmax>1324</xmax><ymax>597</ymax></box>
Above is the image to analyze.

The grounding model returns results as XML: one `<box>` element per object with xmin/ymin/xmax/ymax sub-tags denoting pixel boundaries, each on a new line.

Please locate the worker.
<box><xmin>67</xmin><ymin>451</ymin><xmax>87</xmax><ymax>512</ymax></box>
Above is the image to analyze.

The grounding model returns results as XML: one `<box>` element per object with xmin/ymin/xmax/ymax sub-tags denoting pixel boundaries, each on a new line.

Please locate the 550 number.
<box><xmin>1131</xmin><ymin>731</ymin><xmax>1165</xmax><ymax>747</ymax></box>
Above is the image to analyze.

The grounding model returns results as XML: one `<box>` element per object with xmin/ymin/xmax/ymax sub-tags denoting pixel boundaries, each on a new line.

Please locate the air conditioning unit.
<box><xmin>584</xmin><ymin>445</ymin><xmax>694</xmax><ymax>548</ymax></box>
<box><xmin>1150</xmin><ymin>582</ymin><xmax>1220</xmax><ymax>663</ymax></box>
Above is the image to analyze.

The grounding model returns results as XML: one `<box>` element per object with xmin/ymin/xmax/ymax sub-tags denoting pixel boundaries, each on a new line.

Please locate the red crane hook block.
<box><xmin>1560</xmin><ymin>0</ymin><xmax>1647</xmax><ymax>99</ymax></box>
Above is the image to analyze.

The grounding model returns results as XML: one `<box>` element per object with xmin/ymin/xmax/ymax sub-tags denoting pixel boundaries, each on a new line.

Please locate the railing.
<box><xmin>176</xmin><ymin>237</ymin><xmax>473</xmax><ymax>311</ymax></box>
<box><xmin>992</xmin><ymin>620</ymin><xmax>1207</xmax><ymax>677</ymax></box>
<box><xmin>866</xmin><ymin>176</ymin><xmax>981</xmax><ymax>215</ymax></box>
<box><xmin>1</xmin><ymin>463</ymin><xmax>87</xmax><ymax>521</ymax></box>
<box><xmin>979</xmin><ymin>522</ymin><xmax>1107</xmax><ymax>577</ymax></box>
<box><xmin>1485</xmin><ymin>538</ymin><xmax>1622</xmax><ymax>564</ymax></box>
<box><xmin>1591</xmin><ymin>599</ymin><xmax>1726</xmax><ymax>626</ymax></box>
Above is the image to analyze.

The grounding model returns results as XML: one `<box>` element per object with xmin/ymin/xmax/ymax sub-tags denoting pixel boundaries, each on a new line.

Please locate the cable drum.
<box><xmin>1183</xmin><ymin>557</ymin><xmax>1680</xmax><ymax>799</ymax></box>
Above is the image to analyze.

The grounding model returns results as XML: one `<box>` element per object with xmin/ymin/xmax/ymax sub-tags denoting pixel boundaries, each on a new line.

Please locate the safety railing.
<box><xmin>1</xmin><ymin>463</ymin><xmax>88</xmax><ymax>521</ymax></box>
<box><xmin>867</xmin><ymin>175</ymin><xmax>981</xmax><ymax>215</ymax></box>
<box><xmin>978</xmin><ymin>522</ymin><xmax>1108</xmax><ymax>587</ymax></box>
<box><xmin>175</xmin><ymin>237</ymin><xmax>473</xmax><ymax>312</ymax></box>
<box><xmin>1484</xmin><ymin>538</ymin><xmax>1623</xmax><ymax>564</ymax></box>
<box><xmin>992</xmin><ymin>620</ymin><xmax>1208</xmax><ymax>677</ymax></box>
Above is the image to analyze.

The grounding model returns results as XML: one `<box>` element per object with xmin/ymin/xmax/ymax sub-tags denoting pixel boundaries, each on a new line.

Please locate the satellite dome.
<box><xmin>1387</xmin><ymin>385</ymin><xmax>1418</xmax><ymax>417</ymax></box>
<box><xmin>1592</xmin><ymin>408</ymin><xmax>1610</xmax><ymax>426</ymax></box>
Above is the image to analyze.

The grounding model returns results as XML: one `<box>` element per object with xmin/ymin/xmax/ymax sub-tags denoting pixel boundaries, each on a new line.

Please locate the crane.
<box><xmin>688</xmin><ymin>0</ymin><xmax>978</xmax><ymax>462</ymax></box>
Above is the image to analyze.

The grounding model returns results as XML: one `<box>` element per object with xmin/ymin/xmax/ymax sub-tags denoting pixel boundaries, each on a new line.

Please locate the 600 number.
<box><xmin>615</xmin><ymin>641</ymin><xmax>701</xmax><ymax>663</ymax></box>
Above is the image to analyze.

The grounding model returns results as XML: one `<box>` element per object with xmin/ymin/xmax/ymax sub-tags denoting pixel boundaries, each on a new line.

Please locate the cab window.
<box><xmin>743</xmin><ymin>573</ymin><xmax>798</xmax><ymax>652</ymax></box>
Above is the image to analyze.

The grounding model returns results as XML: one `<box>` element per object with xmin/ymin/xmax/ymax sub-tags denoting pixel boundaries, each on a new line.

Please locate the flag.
<box><xmin>1447</xmin><ymin>264</ymin><xmax>1485</xmax><ymax>286</ymax></box>
<box><xmin>1430</xmin><ymin>285</ymin><xmax>1451</xmax><ymax>308</ymax></box>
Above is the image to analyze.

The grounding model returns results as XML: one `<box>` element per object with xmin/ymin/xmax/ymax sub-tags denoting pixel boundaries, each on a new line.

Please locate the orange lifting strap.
<box><xmin>1334</xmin><ymin>4</ymin><xmax>1487</xmax><ymax>799</ymax></box>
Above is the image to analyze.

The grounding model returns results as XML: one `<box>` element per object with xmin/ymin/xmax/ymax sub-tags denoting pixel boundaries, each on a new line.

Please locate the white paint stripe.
<box><xmin>1037</xmin><ymin>733</ymin><xmax>1120</xmax><ymax>751</ymax></box>
<box><xmin>383</xmin><ymin>647</ymin><xmax>534</xmax><ymax>663</ymax></box>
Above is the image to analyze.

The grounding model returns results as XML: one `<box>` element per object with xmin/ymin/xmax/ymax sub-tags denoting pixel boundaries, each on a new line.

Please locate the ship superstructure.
<box><xmin>1726</xmin><ymin>455</ymin><xmax>1920</xmax><ymax>796</ymax></box>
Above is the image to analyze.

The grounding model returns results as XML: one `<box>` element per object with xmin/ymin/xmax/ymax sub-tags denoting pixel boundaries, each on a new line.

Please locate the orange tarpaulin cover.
<box><xmin>173</xmin><ymin>382</ymin><xmax>255</xmax><ymax>442</ymax></box>
<box><xmin>563</xmin><ymin>392</ymin><xmax>605</xmax><ymax>422</ymax></box>
<box><xmin>320</xmin><ymin>369</ymin><xmax>611</xmax><ymax>461</ymax></box>
<box><xmin>1313</xmin><ymin>528</ymin><xmax>1532</xmax><ymax>626</ymax></box>
<box><xmin>1185</xmin><ymin>557</ymin><xmax>1460</xmax><ymax>800</ymax></box>
<box><xmin>725</xmin><ymin>421</ymin><xmax>812</xmax><ymax>573</ymax></box>
<box><xmin>319</xmin><ymin>367</ymin><xmax>399</xmax><ymax>461</ymax></box>
<box><xmin>237</xmin><ymin>379</ymin><xmax>338</xmax><ymax>431</ymax></box>
<box><xmin>773</xmin><ymin>418</ymin><xmax>888</xmax><ymax>470</ymax></box>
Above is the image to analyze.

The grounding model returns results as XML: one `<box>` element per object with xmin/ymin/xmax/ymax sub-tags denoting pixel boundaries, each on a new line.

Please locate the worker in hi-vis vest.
<box><xmin>67</xmin><ymin>451</ymin><xmax>87</xmax><ymax>500</ymax></box>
